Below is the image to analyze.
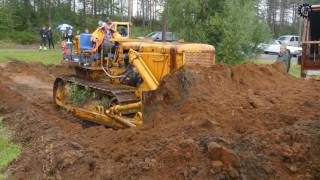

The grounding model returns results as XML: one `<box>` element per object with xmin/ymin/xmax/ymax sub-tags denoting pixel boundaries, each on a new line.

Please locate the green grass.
<box><xmin>251</xmin><ymin>59</ymin><xmax>301</xmax><ymax>78</ymax></box>
<box><xmin>131</xmin><ymin>26</ymin><xmax>153</xmax><ymax>38</ymax></box>
<box><xmin>0</xmin><ymin>117</ymin><xmax>21</xmax><ymax>179</ymax></box>
<box><xmin>0</xmin><ymin>31</ymin><xmax>39</xmax><ymax>44</ymax></box>
<box><xmin>68</xmin><ymin>83</ymin><xmax>92</xmax><ymax>105</ymax></box>
<box><xmin>288</xmin><ymin>64</ymin><xmax>301</xmax><ymax>78</ymax></box>
<box><xmin>0</xmin><ymin>48</ymin><xmax>62</xmax><ymax>65</ymax></box>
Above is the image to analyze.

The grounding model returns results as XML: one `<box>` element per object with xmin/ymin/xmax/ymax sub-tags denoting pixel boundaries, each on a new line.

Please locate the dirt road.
<box><xmin>0</xmin><ymin>61</ymin><xmax>319</xmax><ymax>179</ymax></box>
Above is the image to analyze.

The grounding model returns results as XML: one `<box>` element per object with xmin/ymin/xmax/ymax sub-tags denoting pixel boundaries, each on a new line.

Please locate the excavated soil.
<box><xmin>0</xmin><ymin>61</ymin><xmax>320</xmax><ymax>180</ymax></box>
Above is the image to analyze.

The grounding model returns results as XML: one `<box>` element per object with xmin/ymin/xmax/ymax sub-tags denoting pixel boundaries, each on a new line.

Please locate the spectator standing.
<box><xmin>277</xmin><ymin>46</ymin><xmax>292</xmax><ymax>73</ymax></box>
<box><xmin>47</xmin><ymin>27</ymin><xmax>55</xmax><ymax>49</ymax></box>
<box><xmin>39</xmin><ymin>26</ymin><xmax>47</xmax><ymax>51</ymax></box>
<box><xmin>64</xmin><ymin>30</ymin><xmax>74</xmax><ymax>60</ymax></box>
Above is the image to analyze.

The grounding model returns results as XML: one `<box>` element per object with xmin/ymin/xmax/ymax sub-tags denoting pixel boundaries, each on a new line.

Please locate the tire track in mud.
<box><xmin>0</xmin><ymin>62</ymin><xmax>139</xmax><ymax>180</ymax></box>
<box><xmin>0</xmin><ymin>62</ymin><xmax>98</xmax><ymax>179</ymax></box>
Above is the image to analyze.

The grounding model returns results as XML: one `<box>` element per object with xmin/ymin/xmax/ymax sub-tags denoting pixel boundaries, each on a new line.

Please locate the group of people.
<box><xmin>39</xmin><ymin>26</ymin><xmax>54</xmax><ymax>51</ymax></box>
<box><xmin>39</xmin><ymin>25</ymin><xmax>78</xmax><ymax>52</ymax></box>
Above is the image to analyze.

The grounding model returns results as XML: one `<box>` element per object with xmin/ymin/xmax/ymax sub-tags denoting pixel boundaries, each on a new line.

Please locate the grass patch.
<box><xmin>0</xmin><ymin>31</ymin><xmax>39</xmax><ymax>44</ymax></box>
<box><xmin>131</xmin><ymin>26</ymin><xmax>152</xmax><ymax>38</ymax></box>
<box><xmin>288</xmin><ymin>64</ymin><xmax>301</xmax><ymax>78</ymax></box>
<box><xmin>68</xmin><ymin>83</ymin><xmax>92</xmax><ymax>105</ymax></box>
<box><xmin>0</xmin><ymin>116</ymin><xmax>21</xmax><ymax>179</ymax></box>
<box><xmin>0</xmin><ymin>48</ymin><xmax>61</xmax><ymax>65</ymax></box>
<box><xmin>99</xmin><ymin>96</ymin><xmax>110</xmax><ymax>107</ymax></box>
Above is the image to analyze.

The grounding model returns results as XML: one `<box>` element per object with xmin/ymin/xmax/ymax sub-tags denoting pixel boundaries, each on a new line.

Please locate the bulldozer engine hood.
<box><xmin>119</xmin><ymin>41</ymin><xmax>215</xmax><ymax>54</ymax></box>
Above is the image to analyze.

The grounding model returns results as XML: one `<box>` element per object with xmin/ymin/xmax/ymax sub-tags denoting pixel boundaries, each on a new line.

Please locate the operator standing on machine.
<box><xmin>91</xmin><ymin>19</ymin><xmax>121</xmax><ymax>58</ymax></box>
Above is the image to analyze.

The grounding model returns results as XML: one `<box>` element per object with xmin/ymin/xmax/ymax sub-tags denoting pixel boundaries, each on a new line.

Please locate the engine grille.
<box><xmin>184</xmin><ymin>51</ymin><xmax>215</xmax><ymax>67</ymax></box>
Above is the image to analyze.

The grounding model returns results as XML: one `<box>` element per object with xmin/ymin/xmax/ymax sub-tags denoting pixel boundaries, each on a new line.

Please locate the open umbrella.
<box><xmin>56</xmin><ymin>24</ymin><xmax>73</xmax><ymax>31</ymax></box>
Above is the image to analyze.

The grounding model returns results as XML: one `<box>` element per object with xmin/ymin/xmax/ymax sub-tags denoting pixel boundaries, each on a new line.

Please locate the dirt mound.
<box><xmin>1</xmin><ymin>61</ymin><xmax>320</xmax><ymax>179</ymax></box>
<box><xmin>142</xmin><ymin>62</ymin><xmax>320</xmax><ymax>179</ymax></box>
<box><xmin>145</xmin><ymin>63</ymin><xmax>291</xmax><ymax>119</ymax></box>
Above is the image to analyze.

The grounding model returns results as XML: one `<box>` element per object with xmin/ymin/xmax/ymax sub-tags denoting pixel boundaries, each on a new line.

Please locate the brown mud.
<box><xmin>0</xmin><ymin>61</ymin><xmax>320</xmax><ymax>180</ymax></box>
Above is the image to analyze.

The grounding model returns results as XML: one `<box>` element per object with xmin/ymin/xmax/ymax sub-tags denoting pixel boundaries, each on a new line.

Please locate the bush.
<box><xmin>68</xmin><ymin>83</ymin><xmax>92</xmax><ymax>105</ymax></box>
<box><xmin>0</xmin><ymin>31</ymin><xmax>39</xmax><ymax>44</ymax></box>
<box><xmin>131</xmin><ymin>26</ymin><xmax>153</xmax><ymax>38</ymax></box>
<box><xmin>168</xmin><ymin>0</ymin><xmax>271</xmax><ymax>65</ymax></box>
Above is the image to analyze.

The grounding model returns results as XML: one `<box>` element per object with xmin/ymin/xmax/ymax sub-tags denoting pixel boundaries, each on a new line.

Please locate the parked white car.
<box><xmin>259</xmin><ymin>40</ymin><xmax>302</xmax><ymax>56</ymax></box>
<box><xmin>277</xmin><ymin>35</ymin><xmax>300</xmax><ymax>47</ymax></box>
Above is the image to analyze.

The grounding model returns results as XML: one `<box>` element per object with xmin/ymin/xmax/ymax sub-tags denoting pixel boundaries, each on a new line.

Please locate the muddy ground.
<box><xmin>0</xmin><ymin>61</ymin><xmax>320</xmax><ymax>180</ymax></box>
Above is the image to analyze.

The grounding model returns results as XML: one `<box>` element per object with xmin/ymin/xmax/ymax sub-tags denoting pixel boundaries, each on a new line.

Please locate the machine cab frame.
<box><xmin>301</xmin><ymin>5</ymin><xmax>320</xmax><ymax>78</ymax></box>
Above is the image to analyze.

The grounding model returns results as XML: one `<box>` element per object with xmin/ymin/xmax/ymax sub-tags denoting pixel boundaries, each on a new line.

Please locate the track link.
<box><xmin>55</xmin><ymin>75</ymin><xmax>139</xmax><ymax>105</ymax></box>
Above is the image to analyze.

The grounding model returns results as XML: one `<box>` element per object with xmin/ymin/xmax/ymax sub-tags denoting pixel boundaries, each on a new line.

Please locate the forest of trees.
<box><xmin>0</xmin><ymin>0</ymin><xmax>166</xmax><ymax>32</ymax></box>
<box><xmin>0</xmin><ymin>0</ymin><xmax>320</xmax><ymax>63</ymax></box>
<box><xmin>261</xmin><ymin>0</ymin><xmax>320</xmax><ymax>37</ymax></box>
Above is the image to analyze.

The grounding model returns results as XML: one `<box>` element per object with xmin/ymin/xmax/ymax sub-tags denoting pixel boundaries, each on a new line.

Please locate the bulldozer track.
<box><xmin>54</xmin><ymin>75</ymin><xmax>140</xmax><ymax>106</ymax></box>
<box><xmin>58</xmin><ymin>107</ymin><xmax>100</xmax><ymax>128</ymax></box>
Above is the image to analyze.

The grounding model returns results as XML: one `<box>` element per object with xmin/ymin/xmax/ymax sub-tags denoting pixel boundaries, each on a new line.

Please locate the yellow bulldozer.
<box><xmin>53</xmin><ymin>22</ymin><xmax>215</xmax><ymax>129</ymax></box>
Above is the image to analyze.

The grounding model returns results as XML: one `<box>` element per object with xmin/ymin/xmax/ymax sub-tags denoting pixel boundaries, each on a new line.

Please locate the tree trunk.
<box><xmin>111</xmin><ymin>0</ymin><xmax>114</xmax><ymax>16</ymax></box>
<box><xmin>142</xmin><ymin>0</ymin><xmax>145</xmax><ymax>27</ymax></box>
<box><xmin>83</xmin><ymin>0</ymin><xmax>86</xmax><ymax>26</ymax></box>
<box><xmin>162</xmin><ymin>0</ymin><xmax>168</xmax><ymax>42</ymax></box>
<box><xmin>106</xmin><ymin>0</ymin><xmax>109</xmax><ymax>16</ymax></box>
<box><xmin>73</xmin><ymin>0</ymin><xmax>76</xmax><ymax>12</ymax></box>
<box><xmin>120</xmin><ymin>0</ymin><xmax>123</xmax><ymax>21</ymax></box>
<box><xmin>92</xmin><ymin>0</ymin><xmax>95</xmax><ymax>16</ymax></box>
<box><xmin>23</xmin><ymin>0</ymin><xmax>32</xmax><ymax>30</ymax></box>
<box><xmin>48</xmin><ymin>0</ymin><xmax>51</xmax><ymax>27</ymax></box>
<box><xmin>128</xmin><ymin>0</ymin><xmax>132</xmax><ymax>22</ymax></box>
<box><xmin>68</xmin><ymin>0</ymin><xmax>72</xmax><ymax>11</ymax></box>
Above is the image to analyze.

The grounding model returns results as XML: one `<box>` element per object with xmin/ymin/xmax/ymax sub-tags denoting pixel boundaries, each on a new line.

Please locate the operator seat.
<box><xmin>79</xmin><ymin>33</ymin><xmax>101</xmax><ymax>65</ymax></box>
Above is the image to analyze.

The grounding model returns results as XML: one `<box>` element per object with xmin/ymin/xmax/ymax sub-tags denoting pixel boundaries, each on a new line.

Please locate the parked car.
<box><xmin>277</xmin><ymin>35</ymin><xmax>300</xmax><ymax>47</ymax></box>
<box><xmin>259</xmin><ymin>40</ymin><xmax>302</xmax><ymax>56</ymax></box>
<box><xmin>138</xmin><ymin>32</ymin><xmax>179</xmax><ymax>42</ymax></box>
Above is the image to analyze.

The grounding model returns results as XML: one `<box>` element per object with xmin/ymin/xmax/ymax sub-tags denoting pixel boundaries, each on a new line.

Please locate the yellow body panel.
<box><xmin>119</xmin><ymin>41</ymin><xmax>215</xmax><ymax>82</ymax></box>
<box><xmin>112</xmin><ymin>22</ymin><xmax>131</xmax><ymax>38</ymax></box>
